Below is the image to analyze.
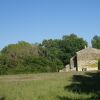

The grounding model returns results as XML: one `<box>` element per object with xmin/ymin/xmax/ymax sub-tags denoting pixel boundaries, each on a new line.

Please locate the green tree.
<box><xmin>41</xmin><ymin>39</ymin><xmax>64</xmax><ymax>70</ymax></box>
<box><xmin>59</xmin><ymin>34</ymin><xmax>87</xmax><ymax>65</ymax></box>
<box><xmin>91</xmin><ymin>35</ymin><xmax>100</xmax><ymax>49</ymax></box>
<box><xmin>0</xmin><ymin>34</ymin><xmax>88</xmax><ymax>75</ymax></box>
<box><xmin>0</xmin><ymin>41</ymin><xmax>62</xmax><ymax>74</ymax></box>
<box><xmin>41</xmin><ymin>34</ymin><xmax>87</xmax><ymax>66</ymax></box>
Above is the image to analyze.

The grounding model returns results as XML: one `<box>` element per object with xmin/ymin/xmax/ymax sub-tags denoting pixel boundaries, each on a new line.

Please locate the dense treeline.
<box><xmin>0</xmin><ymin>34</ymin><xmax>99</xmax><ymax>75</ymax></box>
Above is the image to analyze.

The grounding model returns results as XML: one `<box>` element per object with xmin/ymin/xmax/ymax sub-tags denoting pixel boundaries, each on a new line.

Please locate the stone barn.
<box><xmin>70</xmin><ymin>47</ymin><xmax>100</xmax><ymax>71</ymax></box>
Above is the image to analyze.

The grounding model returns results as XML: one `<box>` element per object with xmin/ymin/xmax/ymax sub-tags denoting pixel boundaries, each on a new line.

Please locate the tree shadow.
<box><xmin>57</xmin><ymin>96</ymin><xmax>73</xmax><ymax>100</ymax></box>
<box><xmin>0</xmin><ymin>96</ymin><xmax>5</xmax><ymax>100</ymax></box>
<box><xmin>57</xmin><ymin>95</ymin><xmax>93</xmax><ymax>100</ymax></box>
<box><xmin>57</xmin><ymin>71</ymin><xmax>100</xmax><ymax>100</ymax></box>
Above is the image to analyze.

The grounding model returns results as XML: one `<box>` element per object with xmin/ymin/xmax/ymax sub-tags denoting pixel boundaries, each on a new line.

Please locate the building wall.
<box><xmin>77</xmin><ymin>48</ymin><xmax>100</xmax><ymax>71</ymax></box>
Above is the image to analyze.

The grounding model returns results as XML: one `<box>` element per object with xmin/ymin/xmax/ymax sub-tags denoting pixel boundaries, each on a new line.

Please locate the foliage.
<box><xmin>0</xmin><ymin>41</ymin><xmax>63</xmax><ymax>74</ymax></box>
<box><xmin>91</xmin><ymin>35</ymin><xmax>100</xmax><ymax>49</ymax></box>
<box><xmin>0</xmin><ymin>34</ymin><xmax>89</xmax><ymax>75</ymax></box>
<box><xmin>41</xmin><ymin>34</ymin><xmax>87</xmax><ymax>65</ymax></box>
<box><xmin>60</xmin><ymin>34</ymin><xmax>87</xmax><ymax>64</ymax></box>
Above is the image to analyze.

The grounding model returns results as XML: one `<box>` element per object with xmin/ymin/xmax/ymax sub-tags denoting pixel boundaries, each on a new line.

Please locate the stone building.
<box><xmin>70</xmin><ymin>47</ymin><xmax>100</xmax><ymax>71</ymax></box>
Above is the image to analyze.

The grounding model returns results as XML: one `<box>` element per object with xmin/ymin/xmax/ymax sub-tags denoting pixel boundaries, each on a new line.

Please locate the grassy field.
<box><xmin>0</xmin><ymin>71</ymin><xmax>100</xmax><ymax>100</ymax></box>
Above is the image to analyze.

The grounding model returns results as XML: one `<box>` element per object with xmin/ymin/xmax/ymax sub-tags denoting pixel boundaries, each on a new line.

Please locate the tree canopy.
<box><xmin>91</xmin><ymin>35</ymin><xmax>100</xmax><ymax>49</ymax></box>
<box><xmin>0</xmin><ymin>33</ymin><xmax>98</xmax><ymax>75</ymax></box>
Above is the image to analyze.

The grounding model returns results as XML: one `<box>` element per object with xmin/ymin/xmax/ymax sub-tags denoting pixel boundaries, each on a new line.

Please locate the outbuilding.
<box><xmin>70</xmin><ymin>47</ymin><xmax>100</xmax><ymax>71</ymax></box>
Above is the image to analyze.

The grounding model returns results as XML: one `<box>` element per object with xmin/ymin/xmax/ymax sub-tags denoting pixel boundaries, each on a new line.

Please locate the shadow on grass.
<box><xmin>0</xmin><ymin>96</ymin><xmax>5</xmax><ymax>100</ymax></box>
<box><xmin>57</xmin><ymin>96</ymin><xmax>72</xmax><ymax>100</ymax></box>
<box><xmin>57</xmin><ymin>71</ymin><xmax>100</xmax><ymax>100</ymax></box>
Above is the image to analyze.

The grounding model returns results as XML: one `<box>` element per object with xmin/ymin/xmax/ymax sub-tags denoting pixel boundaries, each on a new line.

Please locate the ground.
<box><xmin>0</xmin><ymin>71</ymin><xmax>100</xmax><ymax>100</ymax></box>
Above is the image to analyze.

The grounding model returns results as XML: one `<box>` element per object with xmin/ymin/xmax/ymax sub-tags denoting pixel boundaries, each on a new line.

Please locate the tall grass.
<box><xmin>0</xmin><ymin>72</ymin><xmax>99</xmax><ymax>100</ymax></box>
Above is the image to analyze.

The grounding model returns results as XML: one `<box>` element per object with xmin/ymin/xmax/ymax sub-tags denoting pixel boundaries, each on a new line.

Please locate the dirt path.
<box><xmin>0</xmin><ymin>73</ymin><xmax>65</xmax><ymax>82</ymax></box>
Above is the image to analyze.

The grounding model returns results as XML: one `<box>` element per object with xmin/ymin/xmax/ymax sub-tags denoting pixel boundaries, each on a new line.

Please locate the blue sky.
<box><xmin>0</xmin><ymin>0</ymin><xmax>100</xmax><ymax>49</ymax></box>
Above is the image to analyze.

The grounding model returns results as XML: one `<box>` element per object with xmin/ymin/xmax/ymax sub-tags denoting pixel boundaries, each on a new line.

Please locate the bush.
<box><xmin>0</xmin><ymin>55</ymin><xmax>63</xmax><ymax>75</ymax></box>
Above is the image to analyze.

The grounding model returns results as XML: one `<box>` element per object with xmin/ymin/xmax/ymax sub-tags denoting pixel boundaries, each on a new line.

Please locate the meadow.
<box><xmin>0</xmin><ymin>71</ymin><xmax>100</xmax><ymax>100</ymax></box>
